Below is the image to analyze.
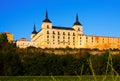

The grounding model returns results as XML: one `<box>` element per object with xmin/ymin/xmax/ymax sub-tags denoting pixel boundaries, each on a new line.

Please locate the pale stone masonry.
<box><xmin>20</xmin><ymin>11</ymin><xmax>120</xmax><ymax>49</ymax></box>
<box><xmin>0</xmin><ymin>32</ymin><xmax>13</xmax><ymax>43</ymax></box>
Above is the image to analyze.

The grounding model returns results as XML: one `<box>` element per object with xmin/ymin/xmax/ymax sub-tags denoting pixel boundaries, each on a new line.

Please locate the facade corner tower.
<box><xmin>31</xmin><ymin>24</ymin><xmax>37</xmax><ymax>39</ymax></box>
<box><xmin>41</xmin><ymin>10</ymin><xmax>52</xmax><ymax>29</ymax></box>
<box><xmin>72</xmin><ymin>14</ymin><xmax>83</xmax><ymax>34</ymax></box>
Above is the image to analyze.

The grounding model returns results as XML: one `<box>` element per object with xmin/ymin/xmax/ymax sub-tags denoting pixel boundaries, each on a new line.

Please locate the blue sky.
<box><xmin>0</xmin><ymin>0</ymin><xmax>120</xmax><ymax>41</ymax></box>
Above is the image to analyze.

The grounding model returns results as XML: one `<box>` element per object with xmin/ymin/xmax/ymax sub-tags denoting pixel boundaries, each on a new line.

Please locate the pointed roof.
<box><xmin>32</xmin><ymin>24</ymin><xmax>37</xmax><ymax>34</ymax></box>
<box><xmin>73</xmin><ymin>13</ymin><xmax>82</xmax><ymax>26</ymax></box>
<box><xmin>43</xmin><ymin>10</ymin><xmax>51</xmax><ymax>23</ymax></box>
<box><xmin>45</xmin><ymin>10</ymin><xmax>48</xmax><ymax>19</ymax></box>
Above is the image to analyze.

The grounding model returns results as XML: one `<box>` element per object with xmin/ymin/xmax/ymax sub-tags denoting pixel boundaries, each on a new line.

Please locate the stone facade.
<box><xmin>16</xmin><ymin>38</ymin><xmax>37</xmax><ymax>48</ymax></box>
<box><xmin>29</xmin><ymin>11</ymin><xmax>120</xmax><ymax>49</ymax></box>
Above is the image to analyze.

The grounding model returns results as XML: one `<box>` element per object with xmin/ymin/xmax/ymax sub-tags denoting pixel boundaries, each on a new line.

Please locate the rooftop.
<box><xmin>53</xmin><ymin>26</ymin><xmax>74</xmax><ymax>30</ymax></box>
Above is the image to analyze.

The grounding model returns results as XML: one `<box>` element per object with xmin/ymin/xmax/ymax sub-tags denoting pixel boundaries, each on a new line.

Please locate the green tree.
<box><xmin>112</xmin><ymin>54</ymin><xmax>120</xmax><ymax>74</ymax></box>
<box><xmin>0</xmin><ymin>54</ymin><xmax>4</xmax><ymax>75</ymax></box>
<box><xmin>0</xmin><ymin>33</ymin><xmax>8</xmax><ymax>43</ymax></box>
<box><xmin>4</xmin><ymin>49</ymin><xmax>23</xmax><ymax>76</ymax></box>
<box><xmin>23</xmin><ymin>52</ymin><xmax>48</xmax><ymax>75</ymax></box>
<box><xmin>45</xmin><ymin>54</ymin><xmax>64</xmax><ymax>75</ymax></box>
<box><xmin>0</xmin><ymin>33</ymin><xmax>8</xmax><ymax>49</ymax></box>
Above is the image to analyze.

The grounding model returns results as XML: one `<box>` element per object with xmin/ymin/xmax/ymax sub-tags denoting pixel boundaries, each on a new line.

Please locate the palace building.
<box><xmin>18</xmin><ymin>11</ymin><xmax>120</xmax><ymax>49</ymax></box>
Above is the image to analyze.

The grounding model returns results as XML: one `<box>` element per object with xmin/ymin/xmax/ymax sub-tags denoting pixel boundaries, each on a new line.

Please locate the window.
<box><xmin>47</xmin><ymin>25</ymin><xmax>49</xmax><ymax>28</ymax></box>
<box><xmin>80</xmin><ymin>43</ymin><xmax>82</xmax><ymax>45</ymax></box>
<box><xmin>53</xmin><ymin>36</ymin><xmax>55</xmax><ymax>38</ymax></box>
<box><xmin>47</xmin><ymin>35</ymin><xmax>49</xmax><ymax>38</ymax></box>
<box><xmin>68</xmin><ymin>40</ymin><xmax>70</xmax><ymax>42</ymax></box>
<box><xmin>80</xmin><ymin>40</ymin><xmax>82</xmax><ymax>42</ymax></box>
<box><xmin>73</xmin><ymin>37</ymin><xmax>75</xmax><ymax>42</ymax></box>
<box><xmin>53</xmin><ymin>31</ymin><xmax>55</xmax><ymax>34</ymax></box>
<box><xmin>92</xmin><ymin>37</ymin><xmax>93</xmax><ymax>42</ymax></box>
<box><xmin>58</xmin><ymin>40</ymin><xmax>60</xmax><ymax>45</ymax></box>
<box><xmin>68</xmin><ymin>43</ymin><xmax>70</xmax><ymax>45</ymax></box>
<box><xmin>86</xmin><ymin>37</ymin><xmax>88</xmax><ymax>39</ymax></box>
<box><xmin>58</xmin><ymin>36</ymin><xmax>60</xmax><ymax>39</ymax></box>
<box><xmin>92</xmin><ymin>37</ymin><xmax>93</xmax><ymax>39</ymax></box>
<box><xmin>80</xmin><ymin>37</ymin><xmax>82</xmax><ymax>39</ymax></box>
<box><xmin>47</xmin><ymin>31</ymin><xmax>49</xmax><ymax>34</ymax></box>
<box><xmin>73</xmin><ymin>33</ymin><xmax>75</xmax><ymax>36</ymax></box>
<box><xmin>97</xmin><ymin>41</ymin><xmax>99</xmax><ymax>43</ymax></box>
<box><xmin>68</xmin><ymin>37</ymin><xmax>70</xmax><ymax>39</ymax></box>
<box><xmin>47</xmin><ymin>39</ymin><xmax>49</xmax><ymax>41</ymax></box>
<box><xmin>78</xmin><ymin>28</ymin><xmax>80</xmax><ymax>31</ymax></box>
<box><xmin>86</xmin><ymin>37</ymin><xmax>88</xmax><ymax>42</ymax></box>
<box><xmin>63</xmin><ymin>32</ymin><xmax>65</xmax><ymax>35</ymax></box>
<box><xmin>63</xmin><ymin>36</ymin><xmax>65</xmax><ymax>39</ymax></box>
<box><xmin>58</xmin><ymin>32</ymin><xmax>60</xmax><ymax>35</ymax></box>
<box><xmin>73</xmin><ymin>37</ymin><xmax>75</xmax><ymax>40</ymax></box>
<box><xmin>68</xmin><ymin>32</ymin><xmax>70</xmax><ymax>36</ymax></box>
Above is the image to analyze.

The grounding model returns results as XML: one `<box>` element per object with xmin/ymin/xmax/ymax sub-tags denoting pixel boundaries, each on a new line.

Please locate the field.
<box><xmin>0</xmin><ymin>76</ymin><xmax>120</xmax><ymax>81</ymax></box>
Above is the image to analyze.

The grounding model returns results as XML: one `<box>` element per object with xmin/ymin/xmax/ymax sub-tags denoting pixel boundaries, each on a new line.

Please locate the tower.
<box><xmin>31</xmin><ymin>24</ymin><xmax>37</xmax><ymax>39</ymax></box>
<box><xmin>41</xmin><ymin>10</ymin><xmax>52</xmax><ymax>29</ymax></box>
<box><xmin>72</xmin><ymin>14</ymin><xmax>83</xmax><ymax>34</ymax></box>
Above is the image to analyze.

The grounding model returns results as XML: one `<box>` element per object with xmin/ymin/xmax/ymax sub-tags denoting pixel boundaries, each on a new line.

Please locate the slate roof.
<box><xmin>73</xmin><ymin>14</ymin><xmax>82</xmax><ymax>26</ymax></box>
<box><xmin>43</xmin><ymin>10</ymin><xmax>51</xmax><ymax>23</ymax></box>
<box><xmin>43</xmin><ymin>19</ymin><xmax>51</xmax><ymax>23</ymax></box>
<box><xmin>73</xmin><ymin>21</ymin><xmax>82</xmax><ymax>25</ymax></box>
<box><xmin>52</xmin><ymin>26</ymin><xmax>74</xmax><ymax>30</ymax></box>
<box><xmin>32</xmin><ymin>31</ymin><xmax>37</xmax><ymax>34</ymax></box>
<box><xmin>32</xmin><ymin>24</ymin><xmax>37</xmax><ymax>34</ymax></box>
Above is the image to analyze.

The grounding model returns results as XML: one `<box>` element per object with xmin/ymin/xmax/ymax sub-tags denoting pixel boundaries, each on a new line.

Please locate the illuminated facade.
<box><xmin>4</xmin><ymin>32</ymin><xmax>13</xmax><ymax>43</ymax></box>
<box><xmin>16</xmin><ymin>38</ymin><xmax>36</xmax><ymax>48</ymax></box>
<box><xmin>30</xmin><ymin>11</ymin><xmax>120</xmax><ymax>49</ymax></box>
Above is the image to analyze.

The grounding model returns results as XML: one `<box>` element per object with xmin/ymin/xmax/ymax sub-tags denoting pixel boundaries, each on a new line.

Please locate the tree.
<box><xmin>0</xmin><ymin>33</ymin><xmax>8</xmax><ymax>43</ymax></box>
<box><xmin>112</xmin><ymin>55</ymin><xmax>120</xmax><ymax>75</ymax></box>
<box><xmin>0</xmin><ymin>33</ymin><xmax>8</xmax><ymax>49</ymax></box>
<box><xmin>0</xmin><ymin>54</ymin><xmax>4</xmax><ymax>75</ymax></box>
<box><xmin>4</xmin><ymin>49</ymin><xmax>23</xmax><ymax>76</ymax></box>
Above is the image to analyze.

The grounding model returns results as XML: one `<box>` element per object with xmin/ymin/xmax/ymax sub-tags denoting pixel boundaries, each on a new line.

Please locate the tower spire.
<box><xmin>46</xmin><ymin>10</ymin><xmax>48</xmax><ymax>19</ymax></box>
<box><xmin>33</xmin><ymin>24</ymin><xmax>36</xmax><ymax>31</ymax></box>
<box><xmin>76</xmin><ymin>13</ymin><xmax>79</xmax><ymax>22</ymax></box>
<box><xmin>32</xmin><ymin>24</ymin><xmax>37</xmax><ymax>34</ymax></box>
<box><xmin>73</xmin><ymin>13</ymin><xmax>82</xmax><ymax>26</ymax></box>
<box><xmin>43</xmin><ymin>10</ymin><xmax>51</xmax><ymax>23</ymax></box>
